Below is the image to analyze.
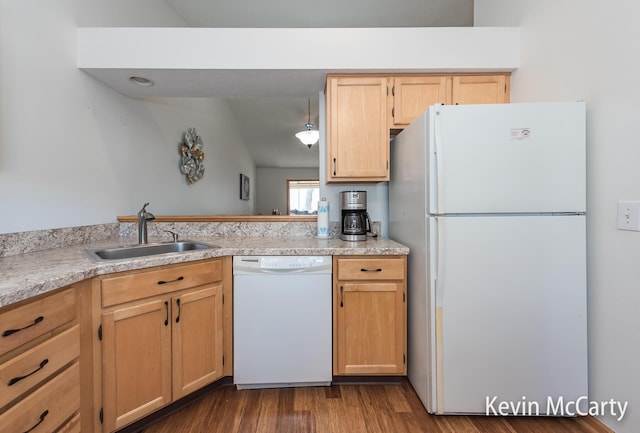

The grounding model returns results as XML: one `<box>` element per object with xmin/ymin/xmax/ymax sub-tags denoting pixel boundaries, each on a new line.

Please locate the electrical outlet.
<box><xmin>617</xmin><ymin>201</ymin><xmax>640</xmax><ymax>231</ymax></box>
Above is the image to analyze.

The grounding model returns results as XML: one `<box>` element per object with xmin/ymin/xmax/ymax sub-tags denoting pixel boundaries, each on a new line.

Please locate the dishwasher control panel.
<box><xmin>233</xmin><ymin>256</ymin><xmax>332</xmax><ymax>273</ymax></box>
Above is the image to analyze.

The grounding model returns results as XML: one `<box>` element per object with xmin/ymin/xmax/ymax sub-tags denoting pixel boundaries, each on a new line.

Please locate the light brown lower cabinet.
<box><xmin>0</xmin><ymin>284</ymin><xmax>85</xmax><ymax>433</ymax></box>
<box><xmin>101</xmin><ymin>298</ymin><xmax>172</xmax><ymax>431</ymax></box>
<box><xmin>2</xmin><ymin>252</ymin><xmax>408</xmax><ymax>432</ymax></box>
<box><xmin>333</xmin><ymin>256</ymin><xmax>407</xmax><ymax>375</ymax></box>
<box><xmin>98</xmin><ymin>258</ymin><xmax>227</xmax><ymax>433</ymax></box>
<box><xmin>171</xmin><ymin>285</ymin><xmax>224</xmax><ymax>398</ymax></box>
<box><xmin>0</xmin><ymin>362</ymin><xmax>80</xmax><ymax>433</ymax></box>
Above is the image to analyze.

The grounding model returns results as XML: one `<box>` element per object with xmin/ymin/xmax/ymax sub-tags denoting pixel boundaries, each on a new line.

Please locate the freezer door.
<box><xmin>430</xmin><ymin>215</ymin><xmax>587</xmax><ymax>414</ymax></box>
<box><xmin>429</xmin><ymin>102</ymin><xmax>586</xmax><ymax>214</ymax></box>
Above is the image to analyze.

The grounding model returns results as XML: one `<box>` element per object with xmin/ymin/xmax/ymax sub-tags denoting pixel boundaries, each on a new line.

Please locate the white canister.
<box><xmin>317</xmin><ymin>197</ymin><xmax>330</xmax><ymax>238</ymax></box>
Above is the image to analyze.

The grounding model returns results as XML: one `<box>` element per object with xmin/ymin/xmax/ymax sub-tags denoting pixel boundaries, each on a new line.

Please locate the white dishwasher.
<box><xmin>233</xmin><ymin>255</ymin><xmax>332</xmax><ymax>389</ymax></box>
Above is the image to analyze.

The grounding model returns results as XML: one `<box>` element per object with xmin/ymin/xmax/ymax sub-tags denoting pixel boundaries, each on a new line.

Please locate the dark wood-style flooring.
<box><xmin>140</xmin><ymin>380</ymin><xmax>613</xmax><ymax>433</ymax></box>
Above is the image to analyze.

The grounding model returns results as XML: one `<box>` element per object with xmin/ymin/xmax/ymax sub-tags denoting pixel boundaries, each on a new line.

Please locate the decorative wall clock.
<box><xmin>179</xmin><ymin>127</ymin><xmax>205</xmax><ymax>184</ymax></box>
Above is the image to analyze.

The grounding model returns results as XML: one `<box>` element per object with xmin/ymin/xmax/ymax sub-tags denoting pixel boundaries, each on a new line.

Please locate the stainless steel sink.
<box><xmin>86</xmin><ymin>241</ymin><xmax>217</xmax><ymax>261</ymax></box>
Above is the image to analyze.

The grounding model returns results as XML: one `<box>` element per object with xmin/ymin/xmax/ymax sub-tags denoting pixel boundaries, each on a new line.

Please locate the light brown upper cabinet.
<box><xmin>451</xmin><ymin>74</ymin><xmax>510</xmax><ymax>106</ymax></box>
<box><xmin>390</xmin><ymin>74</ymin><xmax>510</xmax><ymax>128</ymax></box>
<box><xmin>327</xmin><ymin>74</ymin><xmax>510</xmax><ymax>183</ymax></box>
<box><xmin>326</xmin><ymin>75</ymin><xmax>390</xmax><ymax>183</ymax></box>
<box><xmin>389</xmin><ymin>76</ymin><xmax>451</xmax><ymax>128</ymax></box>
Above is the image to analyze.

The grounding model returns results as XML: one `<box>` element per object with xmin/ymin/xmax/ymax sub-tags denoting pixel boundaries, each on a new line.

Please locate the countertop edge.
<box><xmin>0</xmin><ymin>236</ymin><xmax>409</xmax><ymax>308</ymax></box>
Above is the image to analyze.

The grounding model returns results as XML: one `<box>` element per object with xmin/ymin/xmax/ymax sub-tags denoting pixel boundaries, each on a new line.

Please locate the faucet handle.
<box><xmin>163</xmin><ymin>230</ymin><xmax>179</xmax><ymax>242</ymax></box>
<box><xmin>138</xmin><ymin>202</ymin><xmax>150</xmax><ymax>218</ymax></box>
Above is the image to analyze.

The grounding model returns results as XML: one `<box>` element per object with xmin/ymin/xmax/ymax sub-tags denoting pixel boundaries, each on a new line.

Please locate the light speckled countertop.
<box><xmin>0</xmin><ymin>235</ymin><xmax>408</xmax><ymax>308</ymax></box>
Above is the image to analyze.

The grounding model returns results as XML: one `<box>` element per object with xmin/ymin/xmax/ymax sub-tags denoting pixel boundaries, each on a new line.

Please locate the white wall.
<box><xmin>476</xmin><ymin>2</ymin><xmax>640</xmax><ymax>431</ymax></box>
<box><xmin>78</xmin><ymin>0</ymin><xmax>185</xmax><ymax>27</ymax></box>
<box><xmin>0</xmin><ymin>0</ymin><xmax>255</xmax><ymax>233</ymax></box>
<box><xmin>256</xmin><ymin>167</ymin><xmax>319</xmax><ymax>215</ymax></box>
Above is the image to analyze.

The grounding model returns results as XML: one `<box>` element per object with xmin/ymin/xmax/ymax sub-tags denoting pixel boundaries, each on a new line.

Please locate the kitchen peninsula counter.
<box><xmin>0</xmin><ymin>235</ymin><xmax>408</xmax><ymax>308</ymax></box>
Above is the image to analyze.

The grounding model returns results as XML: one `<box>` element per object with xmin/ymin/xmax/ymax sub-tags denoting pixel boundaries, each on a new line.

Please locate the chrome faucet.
<box><xmin>137</xmin><ymin>203</ymin><xmax>156</xmax><ymax>244</ymax></box>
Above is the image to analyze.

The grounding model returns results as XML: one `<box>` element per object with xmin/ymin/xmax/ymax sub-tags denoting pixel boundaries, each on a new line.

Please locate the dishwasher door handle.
<box><xmin>235</xmin><ymin>269</ymin><xmax>328</xmax><ymax>275</ymax></box>
<box><xmin>259</xmin><ymin>269</ymin><xmax>309</xmax><ymax>274</ymax></box>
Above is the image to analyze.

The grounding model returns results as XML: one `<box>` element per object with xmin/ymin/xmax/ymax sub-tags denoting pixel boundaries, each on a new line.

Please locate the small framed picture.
<box><xmin>240</xmin><ymin>174</ymin><xmax>250</xmax><ymax>200</ymax></box>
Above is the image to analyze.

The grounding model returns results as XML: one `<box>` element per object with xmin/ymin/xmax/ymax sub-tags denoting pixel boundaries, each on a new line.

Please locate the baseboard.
<box><xmin>116</xmin><ymin>376</ymin><xmax>234</xmax><ymax>433</ymax></box>
<box><xmin>331</xmin><ymin>375</ymin><xmax>406</xmax><ymax>385</ymax></box>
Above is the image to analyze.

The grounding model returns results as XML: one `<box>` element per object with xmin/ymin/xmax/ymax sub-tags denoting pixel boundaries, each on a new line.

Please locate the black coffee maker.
<box><xmin>340</xmin><ymin>191</ymin><xmax>372</xmax><ymax>241</ymax></box>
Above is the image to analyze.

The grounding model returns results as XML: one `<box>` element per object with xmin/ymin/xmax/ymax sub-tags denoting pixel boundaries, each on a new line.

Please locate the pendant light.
<box><xmin>295</xmin><ymin>98</ymin><xmax>320</xmax><ymax>148</ymax></box>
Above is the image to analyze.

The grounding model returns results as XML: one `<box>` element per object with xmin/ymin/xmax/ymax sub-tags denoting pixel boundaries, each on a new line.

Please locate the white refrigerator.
<box><xmin>389</xmin><ymin>102</ymin><xmax>588</xmax><ymax>415</ymax></box>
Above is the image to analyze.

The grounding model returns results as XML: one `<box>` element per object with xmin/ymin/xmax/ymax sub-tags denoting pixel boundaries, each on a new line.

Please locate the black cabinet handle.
<box><xmin>2</xmin><ymin>316</ymin><xmax>44</xmax><ymax>337</ymax></box>
<box><xmin>8</xmin><ymin>359</ymin><xmax>49</xmax><ymax>386</ymax></box>
<box><xmin>333</xmin><ymin>158</ymin><xmax>337</xmax><ymax>176</ymax></box>
<box><xmin>157</xmin><ymin>276</ymin><xmax>184</xmax><ymax>285</ymax></box>
<box><xmin>23</xmin><ymin>410</ymin><xmax>48</xmax><ymax>433</ymax></box>
<box><xmin>340</xmin><ymin>286</ymin><xmax>344</xmax><ymax>308</ymax></box>
<box><xmin>164</xmin><ymin>301</ymin><xmax>169</xmax><ymax>326</ymax></box>
<box><xmin>175</xmin><ymin>299</ymin><xmax>181</xmax><ymax>323</ymax></box>
<box><xmin>360</xmin><ymin>268</ymin><xmax>382</xmax><ymax>272</ymax></box>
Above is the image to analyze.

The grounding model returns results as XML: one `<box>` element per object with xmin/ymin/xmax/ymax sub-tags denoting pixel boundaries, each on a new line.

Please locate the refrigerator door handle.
<box><xmin>433</xmin><ymin>107</ymin><xmax>445</xmax><ymax>214</ymax></box>
<box><xmin>433</xmin><ymin>216</ymin><xmax>445</xmax><ymax>309</ymax></box>
<box><xmin>431</xmin><ymin>215</ymin><xmax>445</xmax><ymax>413</ymax></box>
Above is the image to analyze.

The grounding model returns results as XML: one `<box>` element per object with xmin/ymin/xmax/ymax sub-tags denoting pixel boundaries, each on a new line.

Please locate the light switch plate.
<box><xmin>617</xmin><ymin>201</ymin><xmax>640</xmax><ymax>231</ymax></box>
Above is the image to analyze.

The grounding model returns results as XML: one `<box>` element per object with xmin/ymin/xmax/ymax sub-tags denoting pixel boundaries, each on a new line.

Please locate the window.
<box><xmin>287</xmin><ymin>180</ymin><xmax>320</xmax><ymax>215</ymax></box>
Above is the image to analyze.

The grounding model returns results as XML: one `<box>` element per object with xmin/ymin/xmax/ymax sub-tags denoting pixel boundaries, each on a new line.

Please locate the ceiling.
<box><xmin>227</xmin><ymin>96</ymin><xmax>321</xmax><ymax>168</ymax></box>
<box><xmin>161</xmin><ymin>0</ymin><xmax>474</xmax><ymax>168</ymax></box>
<box><xmin>165</xmin><ymin>0</ymin><xmax>473</xmax><ymax>28</ymax></box>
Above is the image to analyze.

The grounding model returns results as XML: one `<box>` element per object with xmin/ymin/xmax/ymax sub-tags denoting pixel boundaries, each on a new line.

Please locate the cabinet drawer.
<box><xmin>0</xmin><ymin>325</ymin><xmax>79</xmax><ymax>409</ymax></box>
<box><xmin>0</xmin><ymin>362</ymin><xmax>80</xmax><ymax>433</ymax></box>
<box><xmin>337</xmin><ymin>257</ymin><xmax>405</xmax><ymax>280</ymax></box>
<box><xmin>102</xmin><ymin>259</ymin><xmax>222</xmax><ymax>307</ymax></box>
<box><xmin>57</xmin><ymin>413</ymin><xmax>81</xmax><ymax>433</ymax></box>
<box><xmin>0</xmin><ymin>288</ymin><xmax>76</xmax><ymax>357</ymax></box>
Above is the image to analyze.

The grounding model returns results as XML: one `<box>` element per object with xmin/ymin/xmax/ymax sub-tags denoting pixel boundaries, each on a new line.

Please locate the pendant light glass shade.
<box><xmin>295</xmin><ymin>124</ymin><xmax>320</xmax><ymax>147</ymax></box>
<box><xmin>296</xmin><ymin>98</ymin><xmax>319</xmax><ymax>148</ymax></box>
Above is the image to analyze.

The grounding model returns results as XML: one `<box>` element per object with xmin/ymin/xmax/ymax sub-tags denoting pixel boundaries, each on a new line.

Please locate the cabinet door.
<box><xmin>390</xmin><ymin>76</ymin><xmax>451</xmax><ymax>127</ymax></box>
<box><xmin>452</xmin><ymin>75</ymin><xmax>510</xmax><ymax>105</ymax></box>
<box><xmin>172</xmin><ymin>284</ymin><xmax>224</xmax><ymax>399</ymax></box>
<box><xmin>335</xmin><ymin>282</ymin><xmax>405</xmax><ymax>374</ymax></box>
<box><xmin>102</xmin><ymin>299</ymin><xmax>172</xmax><ymax>432</ymax></box>
<box><xmin>326</xmin><ymin>76</ymin><xmax>389</xmax><ymax>182</ymax></box>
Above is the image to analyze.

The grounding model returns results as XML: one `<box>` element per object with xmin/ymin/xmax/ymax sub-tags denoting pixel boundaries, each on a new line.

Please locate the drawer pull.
<box><xmin>360</xmin><ymin>268</ymin><xmax>382</xmax><ymax>273</ymax></box>
<box><xmin>8</xmin><ymin>359</ymin><xmax>49</xmax><ymax>386</ymax></box>
<box><xmin>2</xmin><ymin>316</ymin><xmax>44</xmax><ymax>337</ymax></box>
<box><xmin>175</xmin><ymin>299</ymin><xmax>181</xmax><ymax>323</ymax></box>
<box><xmin>24</xmin><ymin>410</ymin><xmax>48</xmax><ymax>433</ymax></box>
<box><xmin>157</xmin><ymin>276</ymin><xmax>184</xmax><ymax>285</ymax></box>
